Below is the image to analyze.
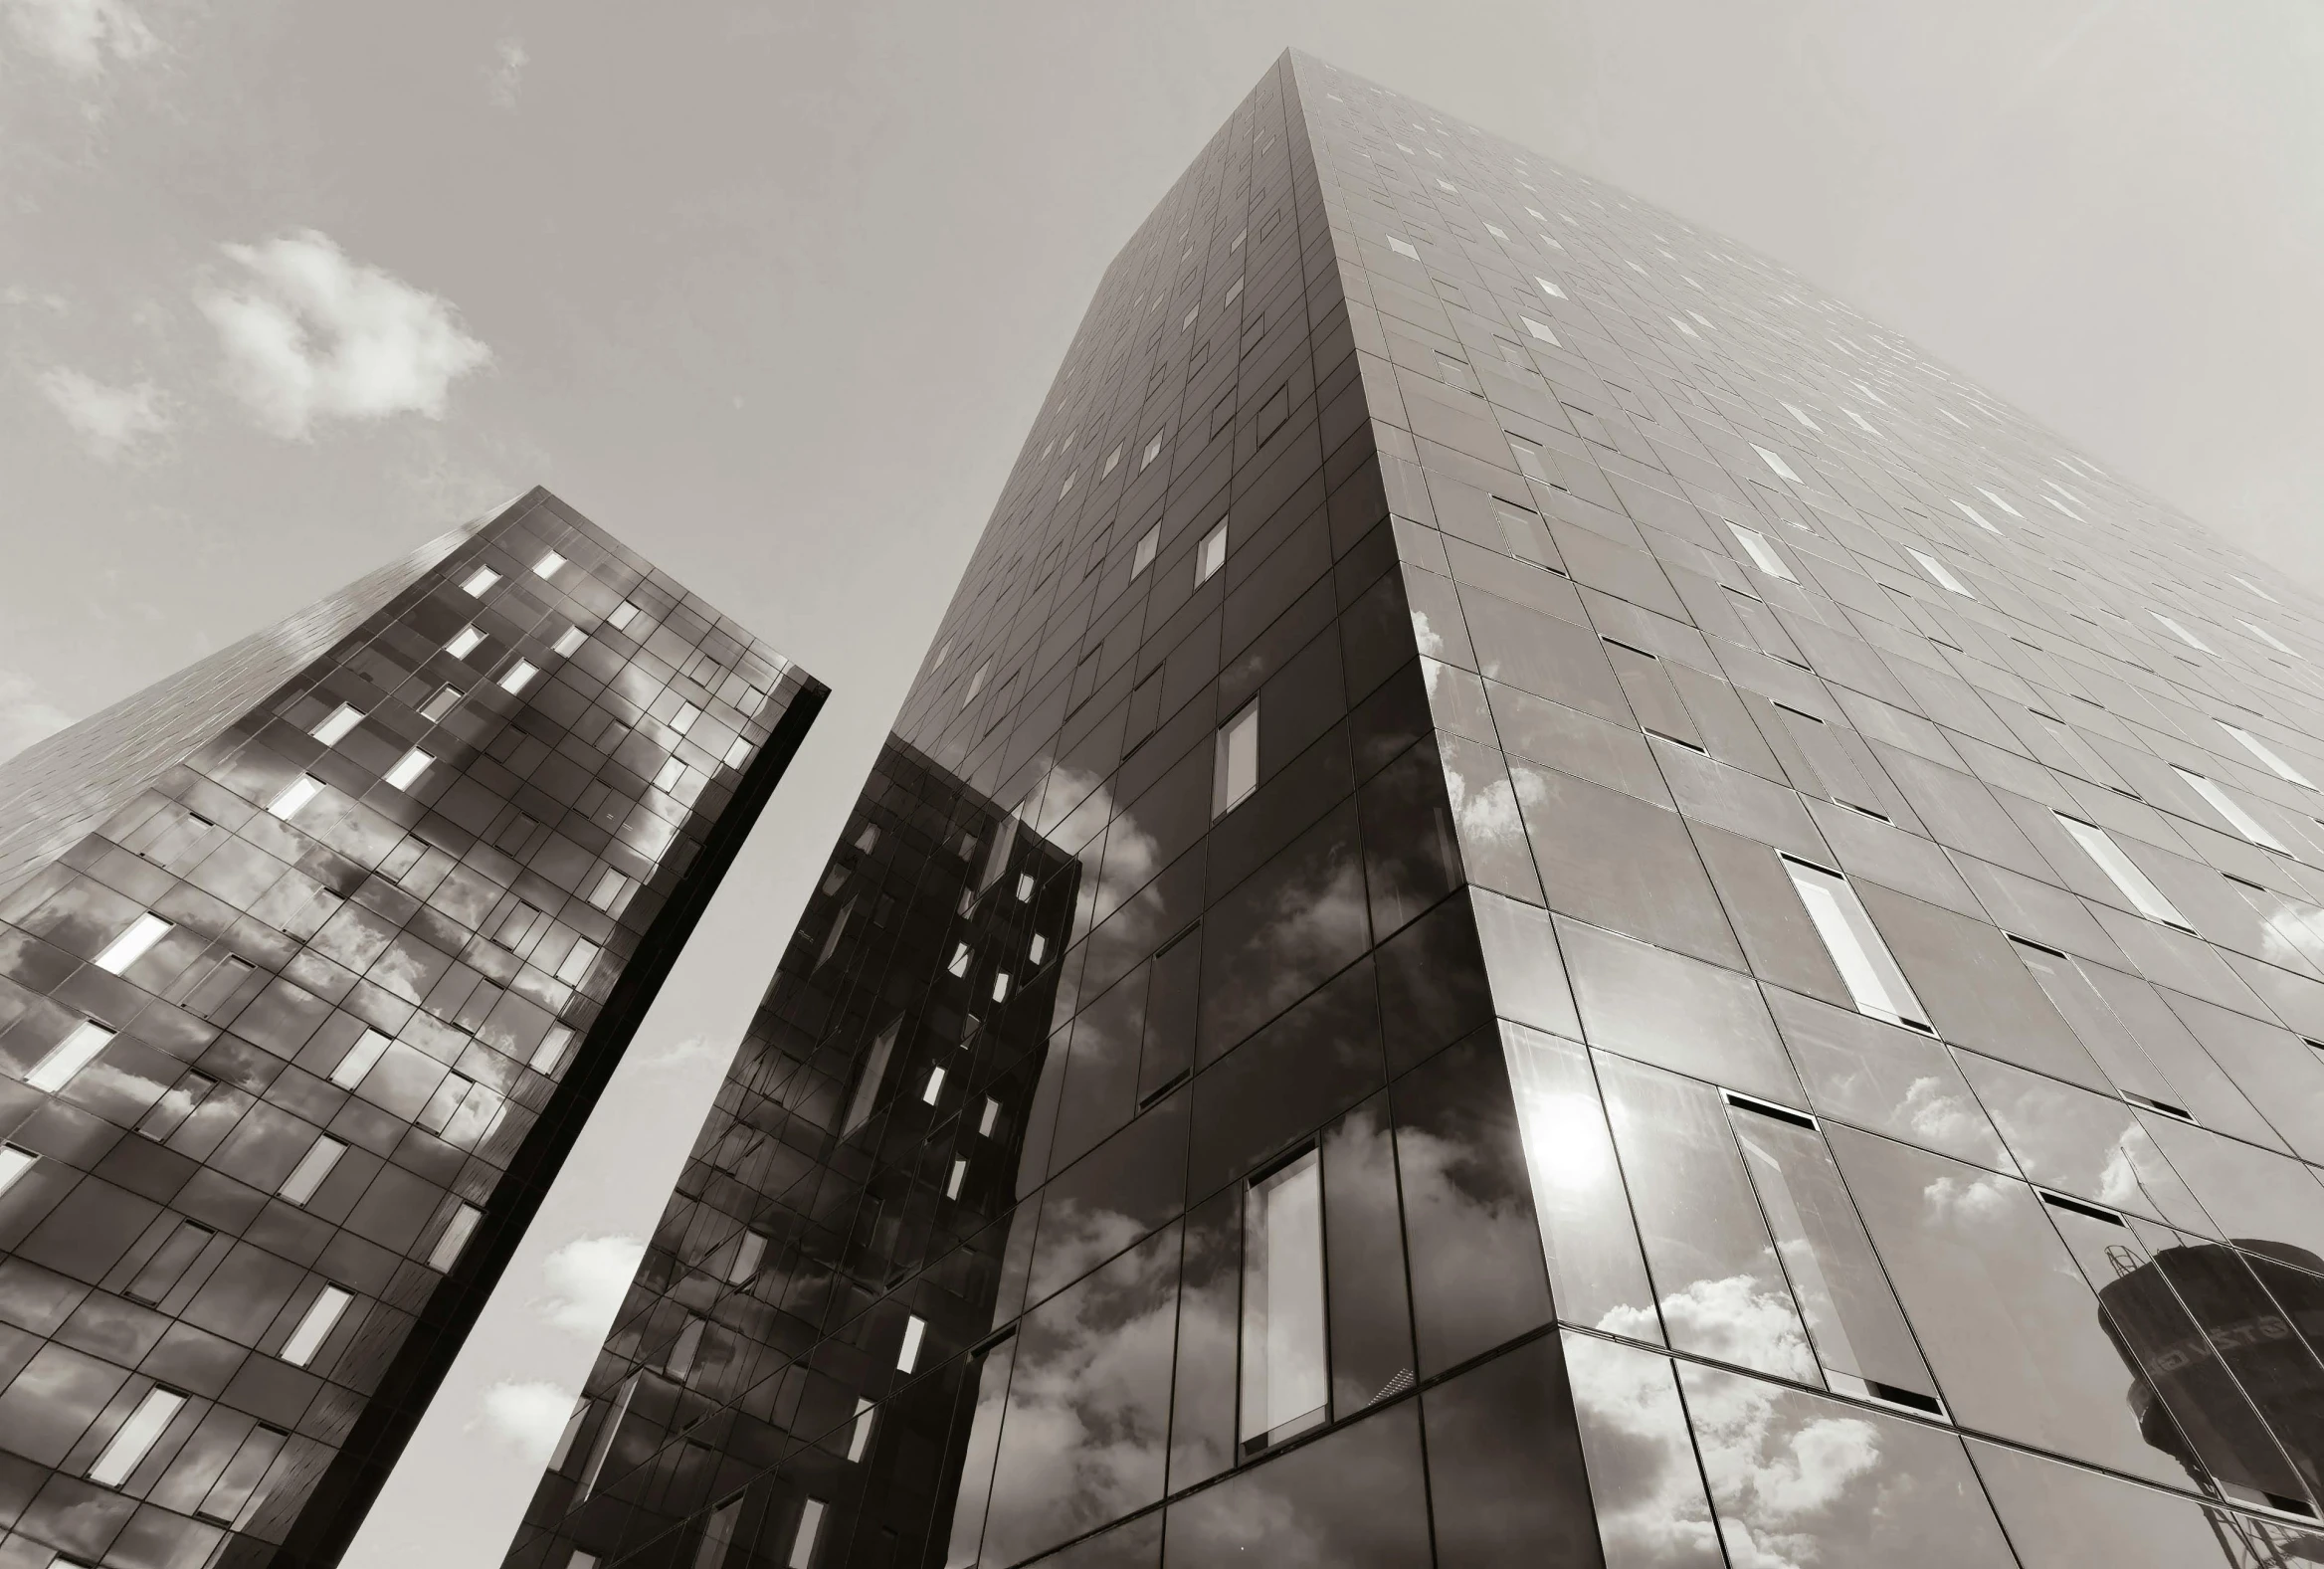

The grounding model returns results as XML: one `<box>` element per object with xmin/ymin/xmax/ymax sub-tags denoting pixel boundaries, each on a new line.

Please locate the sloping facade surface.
<box><xmin>0</xmin><ymin>489</ymin><xmax>824</xmax><ymax>1569</ymax></box>
<box><xmin>507</xmin><ymin>51</ymin><xmax>2324</xmax><ymax>1569</ymax></box>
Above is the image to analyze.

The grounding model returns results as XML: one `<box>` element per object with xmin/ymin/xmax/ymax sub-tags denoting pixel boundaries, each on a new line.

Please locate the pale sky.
<box><xmin>3</xmin><ymin>1</ymin><xmax>2320</xmax><ymax>1562</ymax></box>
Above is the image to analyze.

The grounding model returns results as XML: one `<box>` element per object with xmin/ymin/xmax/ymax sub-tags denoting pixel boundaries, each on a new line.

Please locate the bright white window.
<box><xmin>1978</xmin><ymin>487</ymin><xmax>2021</xmax><ymax>517</ymax></box>
<box><xmin>2244</xmin><ymin>621</ymin><xmax>2295</xmax><ymax>655</ymax></box>
<box><xmin>897</xmin><ymin>1314</ymin><xmax>927</xmax><ymax>1373</ymax></box>
<box><xmin>420</xmin><ymin>686</ymin><xmax>462</xmax><ymax>723</ymax></box>
<box><xmin>978</xmin><ymin>1097</ymin><xmax>1000</xmax><ymax>1137</ymax></box>
<box><xmin>1102</xmin><ymin>444</ymin><xmax>1122</xmax><ymax>477</ymax></box>
<box><xmin>1783</xmin><ymin>858</ymin><xmax>1931</xmax><ymax>1031</ymax></box>
<box><xmin>30</xmin><ymin>1020</ymin><xmax>115</xmax><ymax>1091</ymax></box>
<box><xmin>1844</xmin><ymin>408</ymin><xmax>1877</xmax><ymax>434</ymax></box>
<box><xmin>2153</xmin><ymin>613</ymin><xmax>2212</xmax><ymax>653</ymax></box>
<box><xmin>498</xmin><ymin>659</ymin><xmax>540</xmax><ymax>695</ymax></box>
<box><xmin>270</xmin><ymin>775</ymin><xmax>324</xmax><ymax>820</ymax></box>
<box><xmin>946</xmin><ymin>1158</ymin><xmax>967</xmax><ymax>1199</ymax></box>
<box><xmin>1240</xmin><ymin>1148</ymin><xmax>1327</xmax><ymax>1452</ymax></box>
<box><xmin>95</xmin><ymin>914</ymin><xmax>172</xmax><ymax>975</ymax></box>
<box><xmin>2174</xmin><ymin>767</ymin><xmax>2284</xmax><ymax>850</ymax></box>
<box><xmin>1141</xmin><ymin>434</ymin><xmax>1163</xmax><ymax>471</ymax></box>
<box><xmin>1783</xmin><ymin>402</ymin><xmax>1821</xmax><ymax>432</ymax></box>
<box><xmin>553</xmin><ymin>626</ymin><xmax>587</xmax><ymax>656</ymax></box>
<box><xmin>1728</xmin><ymin>522</ymin><xmax>1794</xmax><ymax>582</ymax></box>
<box><xmin>789</xmin><ymin>1499</ymin><xmax>827</xmax><ymax>1569</ymax></box>
<box><xmin>1907</xmin><ymin>548</ymin><xmax>1974</xmax><ymax>598</ymax></box>
<box><xmin>992</xmin><ymin>971</ymin><xmax>1010</xmax><ymax>1002</ymax></box>
<box><xmin>385</xmin><ymin>748</ymin><xmax>435</xmax><ymax>791</ymax></box>
<box><xmin>1015</xmin><ymin>873</ymin><xmax>1035</xmax><ymax>902</ymax></box>
<box><xmin>311</xmin><ymin>703</ymin><xmax>364</xmax><ymax>745</ymax></box>
<box><xmin>279</xmin><ymin>1136</ymin><xmax>346</xmax><ymax>1205</ymax></box>
<box><xmin>587</xmin><ymin>869</ymin><xmax>626</xmax><ymax>910</ymax></box>
<box><xmin>89</xmin><ymin>1387</ymin><xmax>186</xmax><ymax>1486</ymax></box>
<box><xmin>1225</xmin><ymin>278</ymin><xmax>1244</xmax><ymax>304</ymax></box>
<box><xmin>330</xmin><ymin>1029</ymin><xmax>391</xmax><ymax>1090</ymax></box>
<box><xmin>1029</xmin><ymin>932</ymin><xmax>1048</xmax><ymax>964</ymax></box>
<box><xmin>1181</xmin><ymin>305</ymin><xmax>1198</xmax><ymax>331</ymax></box>
<box><xmin>1953</xmin><ymin>499</ymin><xmax>2000</xmax><ymax>534</ymax></box>
<box><xmin>462</xmin><ymin>567</ymin><xmax>501</xmax><ymax>596</ymax></box>
<box><xmin>1217</xmin><ymin>704</ymin><xmax>1259</xmax><ymax>815</ymax></box>
<box><xmin>1388</xmin><ymin>235</ymin><xmax>1419</xmax><ymax>259</ymax></box>
<box><xmin>530</xmin><ymin>1027</ymin><xmax>575</xmax><ymax>1076</ymax></box>
<box><xmin>2057</xmin><ymin>814</ymin><xmax>2191</xmax><ymax>928</ymax></box>
<box><xmin>1197</xmin><ymin>521</ymin><xmax>1229</xmax><ymax>584</ymax></box>
<box><xmin>609</xmin><ymin>601</ymin><xmax>641</xmax><ymax>631</ymax></box>
<box><xmin>1131</xmin><ymin>523</ymin><xmax>1161</xmax><ymax>579</ymax></box>
<box><xmin>428</xmin><ymin>1202</ymin><xmax>484</xmax><ymax>1271</ymax></box>
<box><xmin>848</xmin><ymin>1398</ymin><xmax>876</xmax><ymax>1462</ymax></box>
<box><xmin>656</xmin><ymin>756</ymin><xmax>685</xmax><ymax>792</ymax></box>
<box><xmin>0</xmin><ymin>1145</ymin><xmax>34</xmax><ymax>1198</ymax></box>
<box><xmin>533</xmin><ymin>550</ymin><xmax>566</xmax><ymax>578</ymax></box>
<box><xmin>724</xmin><ymin>736</ymin><xmax>751</xmax><ymax>768</ymax></box>
<box><xmin>1534</xmin><ymin>275</ymin><xmax>1565</xmax><ymax>298</ymax></box>
<box><xmin>446</xmin><ymin>626</ymin><xmax>485</xmax><ymax>660</ymax></box>
<box><xmin>673</xmin><ymin>702</ymin><xmax>702</xmax><ymax>735</ymax></box>
<box><xmin>2224</xmin><ymin>723</ymin><xmax>2315</xmax><ymax>788</ymax></box>
<box><xmin>282</xmin><ymin>1283</ymin><xmax>352</xmax><ymax>1367</ymax></box>
<box><xmin>947</xmin><ymin>942</ymin><xmax>971</xmax><ymax>977</ymax></box>
<box><xmin>728</xmin><ymin>1231</ymin><xmax>768</xmax><ymax>1285</ymax></box>
<box><xmin>922</xmin><ymin>1065</ymin><xmax>945</xmax><ymax>1104</ymax></box>
<box><xmin>1521</xmin><ymin>314</ymin><xmax>1558</xmax><ymax>344</ymax></box>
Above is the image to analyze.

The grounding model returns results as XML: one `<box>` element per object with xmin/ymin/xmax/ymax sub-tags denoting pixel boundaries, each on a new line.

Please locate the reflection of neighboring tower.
<box><xmin>2098</xmin><ymin>1239</ymin><xmax>2324</xmax><ymax>1561</ymax></box>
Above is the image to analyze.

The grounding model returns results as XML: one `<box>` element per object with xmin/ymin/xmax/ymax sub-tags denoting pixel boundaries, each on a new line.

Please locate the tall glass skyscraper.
<box><xmin>504</xmin><ymin>54</ymin><xmax>2324</xmax><ymax>1569</ymax></box>
<box><xmin>0</xmin><ymin>488</ymin><xmax>824</xmax><ymax>1569</ymax></box>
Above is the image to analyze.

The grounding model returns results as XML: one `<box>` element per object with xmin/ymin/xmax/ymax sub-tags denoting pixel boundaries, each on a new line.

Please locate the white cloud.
<box><xmin>487</xmin><ymin>36</ymin><xmax>527</xmax><ymax>109</ymax></box>
<box><xmin>469</xmin><ymin>1379</ymin><xmax>576</xmax><ymax>1463</ymax></box>
<box><xmin>639</xmin><ymin>1033</ymin><xmax>734</xmax><ymax>1074</ymax></box>
<box><xmin>0</xmin><ymin>672</ymin><xmax>73</xmax><ymax>762</ymax></box>
<box><xmin>3</xmin><ymin>0</ymin><xmax>155</xmax><ymax>79</ymax></box>
<box><xmin>530</xmin><ymin>1234</ymin><xmax>644</xmax><ymax>1335</ymax></box>
<box><xmin>196</xmin><ymin>229</ymin><xmax>490</xmax><ymax>439</ymax></box>
<box><xmin>36</xmin><ymin>366</ymin><xmax>170</xmax><ymax>461</ymax></box>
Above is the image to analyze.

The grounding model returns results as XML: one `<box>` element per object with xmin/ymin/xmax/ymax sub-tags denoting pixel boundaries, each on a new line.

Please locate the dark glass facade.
<box><xmin>506</xmin><ymin>52</ymin><xmax>2324</xmax><ymax>1569</ymax></box>
<box><xmin>0</xmin><ymin>488</ymin><xmax>825</xmax><ymax>1569</ymax></box>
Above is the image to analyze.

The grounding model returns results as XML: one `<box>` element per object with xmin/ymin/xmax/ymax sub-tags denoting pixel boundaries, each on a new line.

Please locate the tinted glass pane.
<box><xmin>1161</xmin><ymin>1401</ymin><xmax>1430</xmax><ymax>1569</ymax></box>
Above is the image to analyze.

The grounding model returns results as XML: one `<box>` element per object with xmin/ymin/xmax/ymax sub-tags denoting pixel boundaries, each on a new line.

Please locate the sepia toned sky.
<box><xmin>3</xmin><ymin>1</ymin><xmax>2320</xmax><ymax>1561</ymax></box>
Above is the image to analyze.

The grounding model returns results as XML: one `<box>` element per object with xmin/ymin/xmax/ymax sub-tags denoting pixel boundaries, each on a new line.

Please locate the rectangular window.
<box><xmin>2174</xmin><ymin>766</ymin><xmax>2284</xmax><ymax>850</ymax></box>
<box><xmin>196</xmin><ymin>1423</ymin><xmax>287</xmax><ymax>1524</ymax></box>
<box><xmin>1782</xmin><ymin>857</ymin><xmax>1931</xmax><ymax>1031</ymax></box>
<box><xmin>1141</xmin><ymin>434</ymin><xmax>1163</xmax><ymax>471</ymax></box>
<box><xmin>280</xmin><ymin>1137</ymin><xmax>345</xmax><ymax>1205</ymax></box>
<box><xmin>530</xmin><ymin>1026</ymin><xmax>575</xmax><ymax>1076</ymax></box>
<box><xmin>30</xmin><ymin>1019</ymin><xmax>115</xmax><ymax>1092</ymax></box>
<box><xmin>667</xmin><ymin>1316</ymin><xmax>705</xmax><ymax>1379</ymax></box>
<box><xmin>0</xmin><ymin>1144</ymin><xmax>33</xmax><ymax>1198</ymax></box>
<box><xmin>1131</xmin><ymin>523</ymin><xmax>1160</xmax><ymax>579</ymax></box>
<box><xmin>847</xmin><ymin>1398</ymin><xmax>876</xmax><ymax>1462</ymax></box>
<box><xmin>1784</xmin><ymin>401</ymin><xmax>1821</xmax><ymax>431</ymax></box>
<box><xmin>979</xmin><ymin>1097</ymin><xmax>1000</xmax><ymax>1137</ymax></box>
<box><xmin>2153</xmin><ymin>612</ymin><xmax>2212</xmax><ymax>652</ymax></box>
<box><xmin>1015</xmin><ymin>872</ymin><xmax>1035</xmax><ymax>902</ymax></box>
<box><xmin>2056</xmin><ymin>814</ymin><xmax>2191</xmax><ymax>928</ymax></box>
<box><xmin>947</xmin><ymin>1158</ymin><xmax>967</xmax><ymax>1199</ymax></box>
<box><xmin>446</xmin><ymin>626</ymin><xmax>485</xmax><ymax>660</ymax></box>
<box><xmin>462</xmin><ymin>566</ymin><xmax>501</xmax><ymax>596</ymax></box>
<box><xmin>1102</xmin><ymin>444</ymin><xmax>1122</xmax><ymax>477</ymax></box>
<box><xmin>609</xmin><ymin>601</ymin><xmax>641</xmax><ymax>630</ymax></box>
<box><xmin>1753</xmin><ymin>444</ymin><xmax>1801</xmax><ymax>483</ymax></box>
<box><xmin>384</xmin><ymin>748</ymin><xmax>434</xmax><ymax>790</ymax></box>
<box><xmin>89</xmin><ymin>1387</ymin><xmax>186</xmax><ymax>1487</ymax></box>
<box><xmin>723</xmin><ymin>736</ymin><xmax>750</xmax><ymax>768</ymax></box>
<box><xmin>1953</xmin><ymin>498</ymin><xmax>2000</xmax><ymax>534</ymax></box>
<box><xmin>673</xmin><ymin>702</ymin><xmax>702</xmax><ymax>735</ymax></box>
<box><xmin>574</xmin><ymin>1374</ymin><xmax>638</xmax><ymax>1502</ymax></box>
<box><xmin>533</xmin><ymin>550</ymin><xmax>566</xmax><ymax>578</ymax></box>
<box><xmin>694</xmin><ymin>1493</ymin><xmax>743</xmax><ymax>1569</ymax></box>
<box><xmin>1437</xmin><ymin>351</ymin><xmax>1477</xmax><ymax>394</ymax></box>
<box><xmin>894</xmin><ymin>1314</ymin><xmax>930</xmax><ymax>1376</ymax></box>
<box><xmin>728</xmin><ymin>1231</ymin><xmax>768</xmax><ymax>1285</ymax></box>
<box><xmin>2244</xmin><ymin>620</ymin><xmax>2294</xmax><ymax>654</ymax></box>
<box><xmin>498</xmin><ymin>659</ymin><xmax>540</xmax><ymax>694</ymax></box>
<box><xmin>587</xmin><ymin>869</ymin><xmax>627</xmax><ymax>910</ymax></box>
<box><xmin>95</xmin><ymin>913</ymin><xmax>172</xmax><ymax>975</ymax></box>
<box><xmin>270</xmin><ymin>774</ymin><xmax>323</xmax><ymax>819</ymax></box>
<box><xmin>1727</xmin><ymin>521</ymin><xmax>1795</xmax><ymax>581</ymax></box>
<box><xmin>1521</xmin><ymin>314</ymin><xmax>1558</xmax><ymax>344</ymax></box>
<box><xmin>126</xmin><ymin>1218</ymin><xmax>212</xmax><ymax>1302</ymax></box>
<box><xmin>1508</xmin><ymin>437</ymin><xmax>1548</xmax><ymax>483</ymax></box>
<box><xmin>1028</xmin><ymin>932</ymin><xmax>1048</xmax><ymax>964</ymax></box>
<box><xmin>330</xmin><ymin>1029</ymin><xmax>391</xmax><ymax>1089</ymax></box>
<box><xmin>420</xmin><ymin>685</ymin><xmax>462</xmax><ymax>723</ymax></box>
<box><xmin>655</xmin><ymin>756</ymin><xmax>685</xmax><ymax>792</ymax></box>
<box><xmin>429</xmin><ymin>1202</ymin><xmax>484</xmax><ymax>1271</ymax></box>
<box><xmin>1240</xmin><ymin>1148</ymin><xmax>1327</xmax><ymax>1454</ymax></box>
<box><xmin>842</xmin><ymin>1020</ymin><xmax>899</xmax><ymax>1136</ymax></box>
<box><xmin>1388</xmin><ymin>234</ymin><xmax>1419</xmax><ymax>259</ymax></box>
<box><xmin>1907</xmin><ymin>547</ymin><xmax>1974</xmax><ymax>597</ymax></box>
<box><xmin>1534</xmin><ymin>274</ymin><xmax>1565</xmax><ymax>297</ymax></box>
<box><xmin>281</xmin><ymin>1283</ymin><xmax>353</xmax><ymax>1367</ymax></box>
<box><xmin>2223</xmin><ymin>723</ymin><xmax>2315</xmax><ymax>788</ymax></box>
<box><xmin>922</xmin><ymin>1065</ymin><xmax>945</xmax><ymax>1104</ymax></box>
<box><xmin>311</xmin><ymin>702</ymin><xmax>364</xmax><ymax>745</ymax></box>
<box><xmin>789</xmin><ymin>1498</ymin><xmax>827</xmax><ymax>1569</ymax></box>
<box><xmin>1215</xmin><ymin>703</ymin><xmax>1259</xmax><ymax>816</ymax></box>
<box><xmin>1195</xmin><ymin>520</ymin><xmax>1229</xmax><ymax>585</ymax></box>
<box><xmin>138</xmin><ymin>1072</ymin><xmax>215</xmax><ymax>1140</ymax></box>
<box><xmin>553</xmin><ymin>626</ymin><xmax>587</xmax><ymax>656</ymax></box>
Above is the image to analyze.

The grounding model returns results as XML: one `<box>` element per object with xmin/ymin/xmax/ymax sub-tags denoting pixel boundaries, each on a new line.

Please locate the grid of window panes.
<box><xmin>0</xmin><ymin>488</ymin><xmax>818</xmax><ymax>1569</ymax></box>
<box><xmin>514</xmin><ymin>48</ymin><xmax>2324</xmax><ymax>1569</ymax></box>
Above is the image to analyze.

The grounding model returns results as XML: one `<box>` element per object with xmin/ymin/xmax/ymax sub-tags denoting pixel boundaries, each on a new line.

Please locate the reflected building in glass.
<box><xmin>504</xmin><ymin>52</ymin><xmax>2324</xmax><ymax>1569</ymax></box>
<box><xmin>0</xmin><ymin>488</ymin><xmax>825</xmax><ymax>1569</ymax></box>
